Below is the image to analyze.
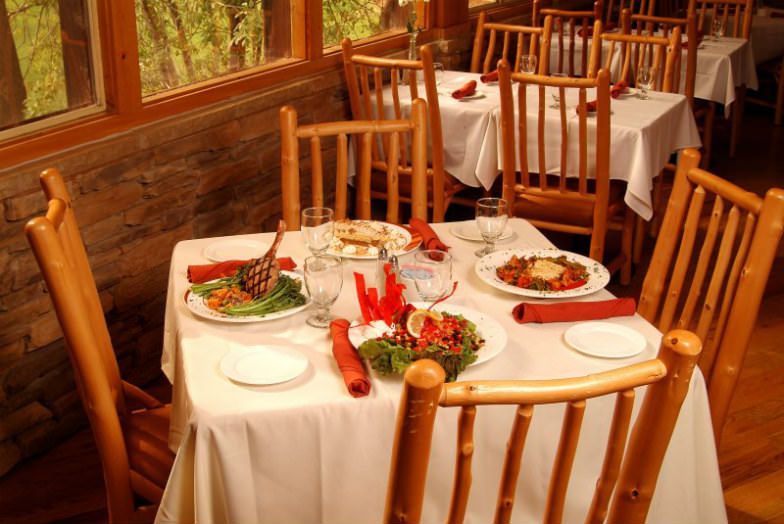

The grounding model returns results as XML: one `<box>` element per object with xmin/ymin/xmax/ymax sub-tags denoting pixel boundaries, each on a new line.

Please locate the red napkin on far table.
<box><xmin>480</xmin><ymin>70</ymin><xmax>499</xmax><ymax>83</ymax></box>
<box><xmin>512</xmin><ymin>297</ymin><xmax>636</xmax><ymax>323</ymax></box>
<box><xmin>330</xmin><ymin>319</ymin><xmax>371</xmax><ymax>398</ymax></box>
<box><xmin>578</xmin><ymin>22</ymin><xmax>615</xmax><ymax>38</ymax></box>
<box><xmin>452</xmin><ymin>80</ymin><xmax>478</xmax><ymax>99</ymax></box>
<box><xmin>682</xmin><ymin>30</ymin><xmax>704</xmax><ymax>48</ymax></box>
<box><xmin>187</xmin><ymin>257</ymin><xmax>296</xmax><ymax>284</ymax></box>
<box><xmin>579</xmin><ymin>81</ymin><xmax>628</xmax><ymax>114</ymax></box>
<box><xmin>409</xmin><ymin>218</ymin><xmax>450</xmax><ymax>251</ymax></box>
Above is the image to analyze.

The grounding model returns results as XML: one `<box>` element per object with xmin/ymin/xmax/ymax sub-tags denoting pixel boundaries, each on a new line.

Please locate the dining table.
<box><xmin>156</xmin><ymin>218</ymin><xmax>727</xmax><ymax>523</ymax></box>
<box><xmin>401</xmin><ymin>70</ymin><xmax>700</xmax><ymax>221</ymax></box>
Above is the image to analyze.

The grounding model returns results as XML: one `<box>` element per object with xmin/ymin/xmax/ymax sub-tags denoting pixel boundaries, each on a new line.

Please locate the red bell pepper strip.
<box><xmin>354</xmin><ymin>272</ymin><xmax>373</xmax><ymax>324</ymax></box>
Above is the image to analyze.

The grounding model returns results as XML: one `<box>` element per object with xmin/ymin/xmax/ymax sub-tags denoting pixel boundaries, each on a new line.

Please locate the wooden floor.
<box><xmin>0</xmin><ymin>106</ymin><xmax>782</xmax><ymax>523</ymax></box>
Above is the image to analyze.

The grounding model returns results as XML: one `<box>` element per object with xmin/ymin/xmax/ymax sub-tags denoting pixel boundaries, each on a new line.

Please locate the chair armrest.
<box><xmin>122</xmin><ymin>381</ymin><xmax>164</xmax><ymax>410</ymax></box>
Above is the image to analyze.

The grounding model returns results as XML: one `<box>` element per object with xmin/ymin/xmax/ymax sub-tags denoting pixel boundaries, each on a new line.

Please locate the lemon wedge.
<box><xmin>406</xmin><ymin>309</ymin><xmax>444</xmax><ymax>337</ymax></box>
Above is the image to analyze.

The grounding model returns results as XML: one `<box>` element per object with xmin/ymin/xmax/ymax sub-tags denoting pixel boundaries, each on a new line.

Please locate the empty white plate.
<box><xmin>450</xmin><ymin>222</ymin><xmax>513</xmax><ymax>242</ymax></box>
<box><xmin>220</xmin><ymin>344</ymin><xmax>308</xmax><ymax>385</ymax></box>
<box><xmin>203</xmin><ymin>238</ymin><xmax>268</xmax><ymax>262</ymax></box>
<box><xmin>564</xmin><ymin>322</ymin><xmax>646</xmax><ymax>359</ymax></box>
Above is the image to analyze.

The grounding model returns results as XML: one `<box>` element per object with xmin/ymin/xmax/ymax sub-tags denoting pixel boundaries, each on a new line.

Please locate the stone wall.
<box><xmin>0</xmin><ymin>35</ymin><xmax>474</xmax><ymax>478</ymax></box>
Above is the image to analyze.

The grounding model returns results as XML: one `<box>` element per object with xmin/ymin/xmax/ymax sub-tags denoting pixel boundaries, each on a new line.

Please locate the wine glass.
<box><xmin>301</xmin><ymin>207</ymin><xmax>334</xmax><ymax>255</ymax></box>
<box><xmin>550</xmin><ymin>72</ymin><xmax>568</xmax><ymax>108</ymax></box>
<box><xmin>433</xmin><ymin>62</ymin><xmax>445</xmax><ymax>86</ymax></box>
<box><xmin>711</xmin><ymin>18</ymin><xmax>725</xmax><ymax>40</ymax></box>
<box><xmin>519</xmin><ymin>55</ymin><xmax>538</xmax><ymax>75</ymax></box>
<box><xmin>636</xmin><ymin>66</ymin><xmax>655</xmax><ymax>100</ymax></box>
<box><xmin>475</xmin><ymin>197</ymin><xmax>508</xmax><ymax>257</ymax></box>
<box><xmin>303</xmin><ymin>255</ymin><xmax>343</xmax><ymax>328</ymax></box>
<box><xmin>411</xmin><ymin>250</ymin><xmax>452</xmax><ymax>302</ymax></box>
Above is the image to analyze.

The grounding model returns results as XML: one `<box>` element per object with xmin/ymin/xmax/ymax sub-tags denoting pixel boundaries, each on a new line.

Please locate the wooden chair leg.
<box><xmin>620</xmin><ymin>208</ymin><xmax>635</xmax><ymax>286</ymax></box>
<box><xmin>633</xmin><ymin>214</ymin><xmax>645</xmax><ymax>265</ymax></box>
<box><xmin>730</xmin><ymin>84</ymin><xmax>746</xmax><ymax>158</ymax></box>
<box><xmin>701</xmin><ymin>102</ymin><xmax>716</xmax><ymax>170</ymax></box>
<box><xmin>775</xmin><ymin>60</ymin><xmax>784</xmax><ymax>126</ymax></box>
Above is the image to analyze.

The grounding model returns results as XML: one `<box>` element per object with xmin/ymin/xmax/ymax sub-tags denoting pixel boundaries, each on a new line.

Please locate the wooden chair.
<box><xmin>533</xmin><ymin>0</ymin><xmax>603</xmax><ymax>77</ymax></box>
<box><xmin>604</xmin><ymin>0</ymin><xmax>656</xmax><ymax>32</ymax></box>
<box><xmin>694</xmin><ymin>0</ymin><xmax>754</xmax><ymax>160</ymax></box>
<box><xmin>470</xmin><ymin>10</ymin><xmax>551</xmax><ymax>75</ymax></box>
<box><xmin>341</xmin><ymin>39</ymin><xmax>467</xmax><ymax>223</ymax></box>
<box><xmin>498</xmin><ymin>61</ymin><xmax>634</xmax><ymax>284</ymax></box>
<box><xmin>384</xmin><ymin>331</ymin><xmax>703</xmax><ymax>524</ymax></box>
<box><xmin>24</xmin><ymin>168</ymin><xmax>174</xmax><ymax>524</ymax></box>
<box><xmin>279</xmin><ymin>98</ymin><xmax>428</xmax><ymax>229</ymax></box>
<box><xmin>639</xmin><ymin>148</ymin><xmax>784</xmax><ymax>445</ymax></box>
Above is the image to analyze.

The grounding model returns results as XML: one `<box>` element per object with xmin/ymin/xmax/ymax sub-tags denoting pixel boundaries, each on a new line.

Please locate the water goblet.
<box><xmin>519</xmin><ymin>55</ymin><xmax>538</xmax><ymax>75</ymax></box>
<box><xmin>303</xmin><ymin>255</ymin><xmax>343</xmax><ymax>328</ymax></box>
<box><xmin>301</xmin><ymin>207</ymin><xmax>334</xmax><ymax>255</ymax></box>
<box><xmin>711</xmin><ymin>18</ymin><xmax>725</xmax><ymax>40</ymax></box>
<box><xmin>636</xmin><ymin>66</ymin><xmax>655</xmax><ymax>100</ymax></box>
<box><xmin>475</xmin><ymin>197</ymin><xmax>508</xmax><ymax>257</ymax></box>
<box><xmin>433</xmin><ymin>62</ymin><xmax>445</xmax><ymax>86</ymax></box>
<box><xmin>550</xmin><ymin>72</ymin><xmax>568</xmax><ymax>108</ymax></box>
<box><xmin>411</xmin><ymin>250</ymin><xmax>452</xmax><ymax>302</ymax></box>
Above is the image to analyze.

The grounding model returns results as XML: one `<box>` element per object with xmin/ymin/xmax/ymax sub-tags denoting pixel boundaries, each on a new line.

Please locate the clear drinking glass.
<box><xmin>711</xmin><ymin>18</ymin><xmax>725</xmax><ymax>40</ymax></box>
<box><xmin>475</xmin><ymin>197</ymin><xmax>509</xmax><ymax>257</ymax></box>
<box><xmin>301</xmin><ymin>207</ymin><xmax>334</xmax><ymax>255</ymax></box>
<box><xmin>411</xmin><ymin>250</ymin><xmax>453</xmax><ymax>302</ymax></box>
<box><xmin>304</xmin><ymin>255</ymin><xmax>343</xmax><ymax>328</ymax></box>
<box><xmin>636</xmin><ymin>66</ymin><xmax>655</xmax><ymax>100</ymax></box>
<box><xmin>519</xmin><ymin>55</ymin><xmax>538</xmax><ymax>74</ymax></box>
<box><xmin>433</xmin><ymin>62</ymin><xmax>445</xmax><ymax>85</ymax></box>
<box><xmin>550</xmin><ymin>72</ymin><xmax>568</xmax><ymax>108</ymax></box>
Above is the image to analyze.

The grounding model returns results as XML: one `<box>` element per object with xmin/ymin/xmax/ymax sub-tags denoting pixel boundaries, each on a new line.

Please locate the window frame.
<box><xmin>0</xmin><ymin>0</ymin><xmax>529</xmax><ymax>169</ymax></box>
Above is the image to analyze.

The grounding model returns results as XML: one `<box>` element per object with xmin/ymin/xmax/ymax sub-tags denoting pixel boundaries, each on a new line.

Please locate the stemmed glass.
<box><xmin>301</xmin><ymin>207</ymin><xmax>334</xmax><ymax>255</ymax></box>
<box><xmin>303</xmin><ymin>255</ymin><xmax>343</xmax><ymax>328</ymax></box>
<box><xmin>433</xmin><ymin>62</ymin><xmax>445</xmax><ymax>86</ymax></box>
<box><xmin>636</xmin><ymin>66</ymin><xmax>655</xmax><ymax>100</ymax></box>
<box><xmin>475</xmin><ymin>197</ymin><xmax>508</xmax><ymax>257</ymax></box>
<box><xmin>519</xmin><ymin>55</ymin><xmax>538</xmax><ymax>75</ymax></box>
<box><xmin>711</xmin><ymin>18</ymin><xmax>725</xmax><ymax>40</ymax></box>
<box><xmin>411</xmin><ymin>250</ymin><xmax>453</xmax><ymax>302</ymax></box>
<box><xmin>550</xmin><ymin>72</ymin><xmax>568</xmax><ymax>108</ymax></box>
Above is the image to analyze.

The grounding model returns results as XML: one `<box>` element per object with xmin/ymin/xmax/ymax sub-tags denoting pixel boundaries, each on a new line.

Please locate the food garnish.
<box><xmin>496</xmin><ymin>254</ymin><xmax>589</xmax><ymax>291</ymax></box>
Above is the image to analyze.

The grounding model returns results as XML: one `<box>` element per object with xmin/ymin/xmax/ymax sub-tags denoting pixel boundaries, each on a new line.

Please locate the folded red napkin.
<box><xmin>187</xmin><ymin>257</ymin><xmax>296</xmax><ymax>283</ymax></box>
<box><xmin>578</xmin><ymin>21</ymin><xmax>615</xmax><ymax>38</ymax></box>
<box><xmin>512</xmin><ymin>297</ymin><xmax>636</xmax><ymax>323</ymax></box>
<box><xmin>579</xmin><ymin>81</ymin><xmax>628</xmax><ymax>113</ymax></box>
<box><xmin>330</xmin><ymin>319</ymin><xmax>371</xmax><ymax>398</ymax></box>
<box><xmin>452</xmin><ymin>80</ymin><xmax>477</xmax><ymax>99</ymax></box>
<box><xmin>409</xmin><ymin>218</ymin><xmax>450</xmax><ymax>251</ymax></box>
<box><xmin>480</xmin><ymin>70</ymin><xmax>499</xmax><ymax>83</ymax></box>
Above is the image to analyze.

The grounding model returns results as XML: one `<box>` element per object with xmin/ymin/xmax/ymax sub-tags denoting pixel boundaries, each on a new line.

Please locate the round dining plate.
<box><xmin>474</xmin><ymin>248</ymin><xmax>610</xmax><ymax>298</ymax></box>
<box><xmin>221</xmin><ymin>344</ymin><xmax>308</xmax><ymax>385</ymax></box>
<box><xmin>327</xmin><ymin>220</ymin><xmax>421</xmax><ymax>260</ymax></box>
<box><xmin>563</xmin><ymin>322</ymin><xmax>646</xmax><ymax>358</ymax></box>
<box><xmin>348</xmin><ymin>302</ymin><xmax>507</xmax><ymax>366</ymax></box>
<box><xmin>185</xmin><ymin>271</ymin><xmax>310</xmax><ymax>323</ymax></box>
<box><xmin>450</xmin><ymin>222</ymin><xmax>513</xmax><ymax>242</ymax></box>
<box><xmin>456</xmin><ymin>90</ymin><xmax>485</xmax><ymax>100</ymax></box>
<box><xmin>202</xmin><ymin>238</ymin><xmax>268</xmax><ymax>262</ymax></box>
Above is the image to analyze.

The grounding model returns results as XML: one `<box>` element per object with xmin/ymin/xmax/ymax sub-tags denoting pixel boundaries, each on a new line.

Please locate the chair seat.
<box><xmin>513</xmin><ymin>177</ymin><xmax>626</xmax><ymax>227</ymax></box>
<box><xmin>124</xmin><ymin>404</ymin><xmax>175</xmax><ymax>495</ymax></box>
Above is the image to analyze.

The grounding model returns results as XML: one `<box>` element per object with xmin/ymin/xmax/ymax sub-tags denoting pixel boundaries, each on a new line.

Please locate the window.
<box><xmin>322</xmin><ymin>0</ymin><xmax>411</xmax><ymax>48</ymax></box>
<box><xmin>1</xmin><ymin>0</ymin><xmax>103</xmax><ymax>133</ymax></box>
<box><xmin>136</xmin><ymin>0</ymin><xmax>295</xmax><ymax>96</ymax></box>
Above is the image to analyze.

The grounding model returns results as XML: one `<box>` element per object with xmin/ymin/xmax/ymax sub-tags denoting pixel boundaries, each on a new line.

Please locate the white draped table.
<box><xmin>156</xmin><ymin>219</ymin><xmax>727</xmax><ymax>524</ymax></box>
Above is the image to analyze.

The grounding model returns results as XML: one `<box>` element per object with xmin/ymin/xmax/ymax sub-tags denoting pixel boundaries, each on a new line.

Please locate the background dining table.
<box><xmin>406</xmin><ymin>70</ymin><xmax>700</xmax><ymax>221</ymax></box>
<box><xmin>156</xmin><ymin>218</ymin><xmax>727</xmax><ymax>523</ymax></box>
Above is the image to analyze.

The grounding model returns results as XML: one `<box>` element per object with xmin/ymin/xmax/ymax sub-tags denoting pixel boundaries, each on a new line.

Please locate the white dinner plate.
<box><xmin>474</xmin><ymin>248</ymin><xmax>610</xmax><ymax>298</ymax></box>
<box><xmin>450</xmin><ymin>222</ymin><xmax>513</xmax><ymax>242</ymax></box>
<box><xmin>456</xmin><ymin>90</ymin><xmax>485</xmax><ymax>100</ymax></box>
<box><xmin>327</xmin><ymin>220</ymin><xmax>421</xmax><ymax>260</ymax></box>
<box><xmin>202</xmin><ymin>238</ymin><xmax>268</xmax><ymax>262</ymax></box>
<box><xmin>185</xmin><ymin>271</ymin><xmax>310</xmax><ymax>323</ymax></box>
<box><xmin>348</xmin><ymin>302</ymin><xmax>507</xmax><ymax>367</ymax></box>
<box><xmin>221</xmin><ymin>343</ymin><xmax>308</xmax><ymax>385</ymax></box>
<box><xmin>563</xmin><ymin>322</ymin><xmax>646</xmax><ymax>358</ymax></box>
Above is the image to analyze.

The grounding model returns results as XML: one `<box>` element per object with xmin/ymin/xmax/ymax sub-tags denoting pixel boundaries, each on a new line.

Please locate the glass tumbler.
<box><xmin>301</xmin><ymin>207</ymin><xmax>334</xmax><ymax>255</ymax></box>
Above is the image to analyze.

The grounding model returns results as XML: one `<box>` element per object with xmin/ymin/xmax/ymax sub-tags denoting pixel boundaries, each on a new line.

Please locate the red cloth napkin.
<box><xmin>187</xmin><ymin>257</ymin><xmax>296</xmax><ymax>283</ymax></box>
<box><xmin>580</xmin><ymin>81</ymin><xmax>628</xmax><ymax>113</ymax></box>
<box><xmin>409</xmin><ymin>218</ymin><xmax>450</xmax><ymax>251</ymax></box>
<box><xmin>480</xmin><ymin>70</ymin><xmax>499</xmax><ymax>83</ymax></box>
<box><xmin>682</xmin><ymin>30</ymin><xmax>704</xmax><ymax>48</ymax></box>
<box><xmin>330</xmin><ymin>319</ymin><xmax>371</xmax><ymax>398</ymax></box>
<box><xmin>578</xmin><ymin>22</ymin><xmax>615</xmax><ymax>38</ymax></box>
<box><xmin>512</xmin><ymin>297</ymin><xmax>636</xmax><ymax>323</ymax></box>
<box><xmin>452</xmin><ymin>80</ymin><xmax>477</xmax><ymax>99</ymax></box>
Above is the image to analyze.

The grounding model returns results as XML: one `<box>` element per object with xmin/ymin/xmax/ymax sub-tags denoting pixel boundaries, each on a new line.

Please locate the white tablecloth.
<box><xmin>431</xmin><ymin>72</ymin><xmax>700</xmax><ymax>220</ymax></box>
<box><xmin>156</xmin><ymin>219</ymin><xmax>727</xmax><ymax>524</ymax></box>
